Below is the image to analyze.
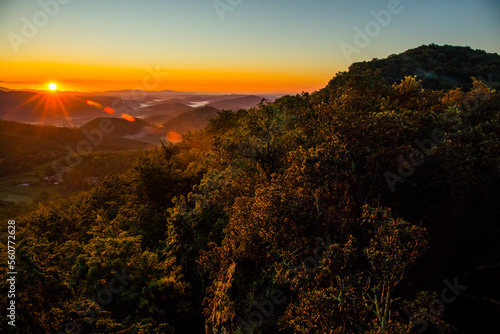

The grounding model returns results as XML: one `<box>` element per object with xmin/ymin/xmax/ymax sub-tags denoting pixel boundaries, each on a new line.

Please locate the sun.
<box><xmin>48</xmin><ymin>83</ymin><xmax>57</xmax><ymax>91</ymax></box>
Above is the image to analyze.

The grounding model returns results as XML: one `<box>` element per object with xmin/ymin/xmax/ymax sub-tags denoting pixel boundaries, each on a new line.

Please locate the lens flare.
<box><xmin>104</xmin><ymin>107</ymin><xmax>115</xmax><ymax>114</ymax></box>
<box><xmin>121</xmin><ymin>113</ymin><xmax>135</xmax><ymax>122</ymax></box>
<box><xmin>85</xmin><ymin>100</ymin><xmax>103</xmax><ymax>108</ymax></box>
<box><xmin>166</xmin><ymin>131</ymin><xmax>182</xmax><ymax>143</ymax></box>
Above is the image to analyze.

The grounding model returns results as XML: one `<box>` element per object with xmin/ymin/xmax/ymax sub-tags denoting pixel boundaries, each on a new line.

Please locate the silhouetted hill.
<box><xmin>207</xmin><ymin>95</ymin><xmax>265</xmax><ymax>111</ymax></box>
<box><xmin>0</xmin><ymin>91</ymin><xmax>128</xmax><ymax>124</ymax></box>
<box><xmin>182</xmin><ymin>94</ymin><xmax>248</xmax><ymax>103</ymax></box>
<box><xmin>142</xmin><ymin>114</ymin><xmax>174</xmax><ymax>124</ymax></box>
<box><xmin>80</xmin><ymin>117</ymin><xmax>168</xmax><ymax>145</ymax></box>
<box><xmin>0</xmin><ymin>89</ymin><xmax>271</xmax><ymax>126</ymax></box>
<box><xmin>80</xmin><ymin>117</ymin><xmax>151</xmax><ymax>137</ymax></box>
<box><xmin>135</xmin><ymin>101</ymin><xmax>194</xmax><ymax>117</ymax></box>
<box><xmin>163</xmin><ymin>106</ymin><xmax>221</xmax><ymax>134</ymax></box>
<box><xmin>338</xmin><ymin>44</ymin><xmax>500</xmax><ymax>91</ymax></box>
<box><xmin>90</xmin><ymin>89</ymin><xmax>195</xmax><ymax>100</ymax></box>
<box><xmin>161</xmin><ymin>98</ymin><xmax>186</xmax><ymax>104</ymax></box>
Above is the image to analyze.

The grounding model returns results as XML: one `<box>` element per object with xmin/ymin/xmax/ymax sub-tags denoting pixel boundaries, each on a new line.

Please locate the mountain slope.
<box><xmin>0</xmin><ymin>120</ymin><xmax>151</xmax><ymax>175</ymax></box>
<box><xmin>163</xmin><ymin>106</ymin><xmax>221</xmax><ymax>134</ymax></box>
<box><xmin>4</xmin><ymin>44</ymin><xmax>500</xmax><ymax>334</ymax></box>
<box><xmin>135</xmin><ymin>101</ymin><xmax>194</xmax><ymax>118</ymax></box>
<box><xmin>0</xmin><ymin>91</ymin><xmax>131</xmax><ymax>124</ymax></box>
<box><xmin>141</xmin><ymin>114</ymin><xmax>174</xmax><ymax>124</ymax></box>
<box><xmin>207</xmin><ymin>95</ymin><xmax>265</xmax><ymax>111</ymax></box>
<box><xmin>80</xmin><ymin>117</ymin><xmax>151</xmax><ymax>137</ymax></box>
<box><xmin>341</xmin><ymin>44</ymin><xmax>500</xmax><ymax>91</ymax></box>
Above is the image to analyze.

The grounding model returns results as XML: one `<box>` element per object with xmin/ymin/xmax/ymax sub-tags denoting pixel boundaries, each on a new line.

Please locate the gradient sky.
<box><xmin>0</xmin><ymin>0</ymin><xmax>499</xmax><ymax>93</ymax></box>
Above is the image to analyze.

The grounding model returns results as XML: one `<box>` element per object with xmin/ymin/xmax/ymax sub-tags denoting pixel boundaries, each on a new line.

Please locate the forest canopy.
<box><xmin>1</xmin><ymin>45</ymin><xmax>499</xmax><ymax>334</ymax></box>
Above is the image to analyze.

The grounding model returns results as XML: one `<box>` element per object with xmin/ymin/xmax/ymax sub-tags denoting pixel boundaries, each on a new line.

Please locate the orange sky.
<box><xmin>1</xmin><ymin>1</ymin><xmax>498</xmax><ymax>94</ymax></box>
<box><xmin>0</xmin><ymin>61</ymin><xmax>330</xmax><ymax>94</ymax></box>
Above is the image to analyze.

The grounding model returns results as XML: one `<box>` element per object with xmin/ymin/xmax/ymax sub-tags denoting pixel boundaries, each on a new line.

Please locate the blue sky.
<box><xmin>0</xmin><ymin>0</ymin><xmax>499</xmax><ymax>92</ymax></box>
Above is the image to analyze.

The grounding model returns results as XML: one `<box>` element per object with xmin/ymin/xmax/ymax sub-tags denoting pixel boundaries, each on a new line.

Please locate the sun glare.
<box><xmin>48</xmin><ymin>83</ymin><xmax>57</xmax><ymax>91</ymax></box>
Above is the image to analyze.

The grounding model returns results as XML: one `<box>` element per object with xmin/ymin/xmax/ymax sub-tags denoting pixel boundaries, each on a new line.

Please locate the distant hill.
<box><xmin>342</xmin><ymin>44</ymin><xmax>500</xmax><ymax>91</ymax></box>
<box><xmin>80</xmin><ymin>117</ymin><xmax>170</xmax><ymax>145</ymax></box>
<box><xmin>182</xmin><ymin>94</ymin><xmax>248</xmax><ymax>103</ymax></box>
<box><xmin>0</xmin><ymin>89</ymin><xmax>273</xmax><ymax>125</ymax></box>
<box><xmin>161</xmin><ymin>98</ymin><xmax>186</xmax><ymax>104</ymax></box>
<box><xmin>163</xmin><ymin>106</ymin><xmax>221</xmax><ymax>134</ymax></box>
<box><xmin>89</xmin><ymin>89</ymin><xmax>196</xmax><ymax>100</ymax></box>
<box><xmin>0</xmin><ymin>91</ymin><xmax>128</xmax><ymax>124</ymax></box>
<box><xmin>83</xmin><ymin>95</ymin><xmax>141</xmax><ymax>110</ymax></box>
<box><xmin>207</xmin><ymin>95</ymin><xmax>265</xmax><ymax>111</ymax></box>
<box><xmin>142</xmin><ymin>114</ymin><xmax>174</xmax><ymax>124</ymax></box>
<box><xmin>80</xmin><ymin>117</ymin><xmax>151</xmax><ymax>137</ymax></box>
<box><xmin>135</xmin><ymin>101</ymin><xmax>194</xmax><ymax>118</ymax></box>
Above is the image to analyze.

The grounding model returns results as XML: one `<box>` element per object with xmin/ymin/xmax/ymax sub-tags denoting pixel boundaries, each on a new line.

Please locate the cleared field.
<box><xmin>0</xmin><ymin>191</ymin><xmax>32</xmax><ymax>203</ymax></box>
<box><xmin>0</xmin><ymin>173</ymin><xmax>41</xmax><ymax>189</ymax></box>
<box><xmin>0</xmin><ymin>170</ymin><xmax>63</xmax><ymax>223</ymax></box>
<box><xmin>0</xmin><ymin>166</ymin><xmax>63</xmax><ymax>204</ymax></box>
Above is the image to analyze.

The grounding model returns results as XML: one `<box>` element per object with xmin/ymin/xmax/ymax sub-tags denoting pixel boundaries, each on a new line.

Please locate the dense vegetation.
<box><xmin>351</xmin><ymin>44</ymin><xmax>500</xmax><ymax>91</ymax></box>
<box><xmin>1</xmin><ymin>45</ymin><xmax>499</xmax><ymax>333</ymax></box>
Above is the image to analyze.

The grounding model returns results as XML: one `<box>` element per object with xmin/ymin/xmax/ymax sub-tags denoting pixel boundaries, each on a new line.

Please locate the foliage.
<box><xmin>1</xmin><ymin>45</ymin><xmax>499</xmax><ymax>333</ymax></box>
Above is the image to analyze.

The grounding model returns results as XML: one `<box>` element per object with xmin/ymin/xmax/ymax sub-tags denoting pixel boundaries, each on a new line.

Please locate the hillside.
<box><xmin>141</xmin><ymin>113</ymin><xmax>174</xmax><ymax>124</ymax></box>
<box><xmin>163</xmin><ymin>106</ymin><xmax>221</xmax><ymax>134</ymax></box>
<box><xmin>0</xmin><ymin>91</ymin><xmax>124</xmax><ymax>124</ymax></box>
<box><xmin>2</xmin><ymin>45</ymin><xmax>500</xmax><ymax>334</ymax></box>
<box><xmin>80</xmin><ymin>117</ymin><xmax>152</xmax><ymax>137</ymax></box>
<box><xmin>134</xmin><ymin>101</ymin><xmax>194</xmax><ymax>117</ymax></box>
<box><xmin>340</xmin><ymin>44</ymin><xmax>500</xmax><ymax>91</ymax></box>
<box><xmin>207</xmin><ymin>95</ymin><xmax>265</xmax><ymax>111</ymax></box>
<box><xmin>0</xmin><ymin>120</ymin><xmax>151</xmax><ymax>175</ymax></box>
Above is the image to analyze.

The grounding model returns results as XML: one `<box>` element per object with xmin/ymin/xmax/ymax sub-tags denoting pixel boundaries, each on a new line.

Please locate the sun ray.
<box><xmin>53</xmin><ymin>93</ymin><xmax>73</xmax><ymax>127</ymax></box>
<box><xmin>11</xmin><ymin>88</ymin><xmax>135</xmax><ymax>126</ymax></box>
<box><xmin>41</xmin><ymin>95</ymin><xmax>51</xmax><ymax>121</ymax></box>
<box><xmin>13</xmin><ymin>93</ymin><xmax>43</xmax><ymax>110</ymax></box>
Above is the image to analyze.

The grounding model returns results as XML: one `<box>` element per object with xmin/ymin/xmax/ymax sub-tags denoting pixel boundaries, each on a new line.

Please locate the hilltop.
<box><xmin>207</xmin><ymin>95</ymin><xmax>266</xmax><ymax>111</ymax></box>
<box><xmin>337</xmin><ymin>44</ymin><xmax>500</xmax><ymax>91</ymax></box>
<box><xmin>80</xmin><ymin>117</ymin><xmax>152</xmax><ymax>137</ymax></box>
<box><xmin>163</xmin><ymin>106</ymin><xmax>221</xmax><ymax>134</ymax></box>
